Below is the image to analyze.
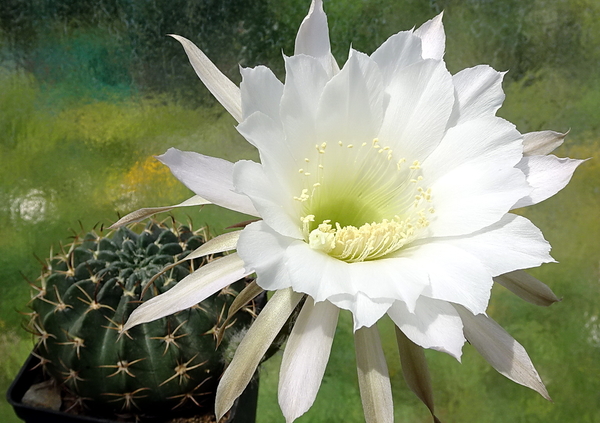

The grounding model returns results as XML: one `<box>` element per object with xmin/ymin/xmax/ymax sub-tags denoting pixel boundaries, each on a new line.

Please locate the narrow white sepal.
<box><xmin>414</xmin><ymin>12</ymin><xmax>445</xmax><ymax>60</ymax></box>
<box><xmin>278</xmin><ymin>299</ymin><xmax>339</xmax><ymax>422</ymax></box>
<box><xmin>157</xmin><ymin>148</ymin><xmax>259</xmax><ymax>217</ymax></box>
<box><xmin>186</xmin><ymin>231</ymin><xmax>241</xmax><ymax>261</ymax></box>
<box><xmin>169</xmin><ymin>34</ymin><xmax>243</xmax><ymax>122</ymax></box>
<box><xmin>395</xmin><ymin>327</ymin><xmax>441</xmax><ymax>423</ymax></box>
<box><xmin>522</xmin><ymin>130</ymin><xmax>567</xmax><ymax>156</ymax></box>
<box><xmin>354</xmin><ymin>325</ymin><xmax>394</xmax><ymax>423</ymax></box>
<box><xmin>109</xmin><ymin>195</ymin><xmax>209</xmax><ymax>229</ymax></box>
<box><xmin>455</xmin><ymin>305</ymin><xmax>551</xmax><ymax>400</ymax></box>
<box><xmin>295</xmin><ymin>0</ymin><xmax>339</xmax><ymax>77</ymax></box>
<box><xmin>215</xmin><ymin>288</ymin><xmax>304</xmax><ymax>420</ymax></box>
<box><xmin>494</xmin><ymin>270</ymin><xmax>560</xmax><ymax>307</ymax></box>
<box><xmin>123</xmin><ymin>253</ymin><xmax>248</xmax><ymax>330</ymax></box>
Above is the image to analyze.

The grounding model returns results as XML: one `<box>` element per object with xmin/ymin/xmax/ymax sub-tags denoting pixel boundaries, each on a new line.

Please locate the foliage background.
<box><xmin>1</xmin><ymin>0</ymin><xmax>599</xmax><ymax>421</ymax></box>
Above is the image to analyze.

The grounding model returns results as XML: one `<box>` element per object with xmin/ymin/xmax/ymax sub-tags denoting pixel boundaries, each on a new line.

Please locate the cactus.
<box><xmin>26</xmin><ymin>219</ymin><xmax>259</xmax><ymax>420</ymax></box>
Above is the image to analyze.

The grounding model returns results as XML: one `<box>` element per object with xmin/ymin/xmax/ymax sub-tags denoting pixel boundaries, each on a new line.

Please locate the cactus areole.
<box><xmin>28</xmin><ymin>220</ymin><xmax>258</xmax><ymax>420</ymax></box>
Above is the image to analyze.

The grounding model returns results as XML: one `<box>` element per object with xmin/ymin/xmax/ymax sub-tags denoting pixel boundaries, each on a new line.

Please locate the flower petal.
<box><xmin>449</xmin><ymin>65</ymin><xmax>506</xmax><ymax>126</ymax></box>
<box><xmin>240</xmin><ymin>65</ymin><xmax>284</xmax><ymax>123</ymax></box>
<box><xmin>395</xmin><ymin>327</ymin><xmax>441</xmax><ymax>423</ymax></box>
<box><xmin>278</xmin><ymin>298</ymin><xmax>339</xmax><ymax>422</ymax></box>
<box><xmin>316</xmin><ymin>50</ymin><xmax>384</xmax><ymax>146</ymax></box>
<box><xmin>370</xmin><ymin>30</ymin><xmax>423</xmax><ymax>87</ymax></box>
<box><xmin>294</xmin><ymin>0</ymin><xmax>339</xmax><ymax>77</ymax></box>
<box><xmin>438</xmin><ymin>214</ymin><xmax>554</xmax><ymax>277</ymax></box>
<box><xmin>342</xmin><ymin>258</ymin><xmax>429</xmax><ymax>313</ymax></box>
<box><xmin>378</xmin><ymin>58</ymin><xmax>454</xmax><ymax>161</ymax></box>
<box><xmin>215</xmin><ymin>288</ymin><xmax>304</xmax><ymax>420</ymax></box>
<box><xmin>522</xmin><ymin>130</ymin><xmax>567</xmax><ymax>156</ymax></box>
<box><xmin>109</xmin><ymin>195</ymin><xmax>209</xmax><ymax>228</ymax></box>
<box><xmin>280</xmin><ymin>54</ymin><xmax>330</xmax><ymax>159</ymax></box>
<box><xmin>494</xmin><ymin>270</ymin><xmax>560</xmax><ymax>307</ymax></box>
<box><xmin>217</xmin><ymin>280</ymin><xmax>265</xmax><ymax>347</ymax></box>
<box><xmin>236</xmin><ymin>112</ymin><xmax>298</xmax><ymax>196</ymax></box>
<box><xmin>157</xmin><ymin>148</ymin><xmax>259</xmax><ymax>217</ymax></box>
<box><xmin>414</xmin><ymin>13</ymin><xmax>445</xmax><ymax>60</ymax></box>
<box><xmin>239</xmin><ymin>222</ymin><xmax>428</xmax><ymax>318</ymax></box>
<box><xmin>354</xmin><ymin>325</ymin><xmax>394</xmax><ymax>423</ymax></box>
<box><xmin>234</xmin><ymin>160</ymin><xmax>303</xmax><ymax>239</ymax></box>
<box><xmin>169</xmin><ymin>35</ymin><xmax>242</xmax><ymax>122</ymax></box>
<box><xmin>388</xmin><ymin>296</ymin><xmax>465</xmax><ymax>359</ymax></box>
<box><xmin>237</xmin><ymin>221</ymin><xmax>298</xmax><ymax>290</ymax></box>
<box><xmin>124</xmin><ymin>253</ymin><xmax>249</xmax><ymax>330</ymax></box>
<box><xmin>422</xmin><ymin>116</ymin><xmax>523</xmax><ymax>184</ymax></box>
<box><xmin>186</xmin><ymin>230</ymin><xmax>241</xmax><ymax>261</ymax></box>
<box><xmin>512</xmin><ymin>155</ymin><xmax>585</xmax><ymax>209</ymax></box>
<box><xmin>455</xmin><ymin>305</ymin><xmax>551</xmax><ymax>400</ymax></box>
<box><xmin>427</xmin><ymin>160</ymin><xmax>529</xmax><ymax>237</ymax></box>
<box><xmin>328</xmin><ymin>292</ymin><xmax>393</xmax><ymax>331</ymax></box>
<box><xmin>399</xmin><ymin>242</ymin><xmax>493</xmax><ymax>314</ymax></box>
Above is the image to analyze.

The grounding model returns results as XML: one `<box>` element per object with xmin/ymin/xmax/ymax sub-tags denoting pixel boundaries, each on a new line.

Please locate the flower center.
<box><xmin>294</xmin><ymin>139</ymin><xmax>434</xmax><ymax>263</ymax></box>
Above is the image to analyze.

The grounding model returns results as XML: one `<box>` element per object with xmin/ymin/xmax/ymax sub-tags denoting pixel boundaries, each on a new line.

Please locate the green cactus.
<box><xmin>26</xmin><ymin>219</ymin><xmax>259</xmax><ymax>420</ymax></box>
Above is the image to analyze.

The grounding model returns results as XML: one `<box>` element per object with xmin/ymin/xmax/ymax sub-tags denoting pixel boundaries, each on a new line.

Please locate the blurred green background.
<box><xmin>1</xmin><ymin>0</ymin><xmax>599</xmax><ymax>422</ymax></box>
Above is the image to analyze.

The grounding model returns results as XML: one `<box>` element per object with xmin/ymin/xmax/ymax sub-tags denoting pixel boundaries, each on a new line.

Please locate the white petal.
<box><xmin>439</xmin><ymin>214</ymin><xmax>554</xmax><ymax>276</ymax></box>
<box><xmin>237</xmin><ymin>221</ymin><xmax>297</xmax><ymax>291</ymax></box>
<box><xmin>371</xmin><ymin>30</ymin><xmax>423</xmax><ymax>87</ymax></box>
<box><xmin>123</xmin><ymin>253</ymin><xmax>249</xmax><ymax>330</ymax></box>
<box><xmin>170</xmin><ymin>35</ymin><xmax>242</xmax><ymax>122</ymax></box>
<box><xmin>328</xmin><ymin>292</ymin><xmax>393</xmax><ymax>330</ymax></box>
<box><xmin>316</xmin><ymin>50</ymin><xmax>384</xmax><ymax>145</ymax></box>
<box><xmin>422</xmin><ymin>116</ymin><xmax>523</xmax><ymax>184</ymax></box>
<box><xmin>388</xmin><ymin>297</ymin><xmax>465</xmax><ymax>359</ymax></box>
<box><xmin>109</xmin><ymin>195</ymin><xmax>209</xmax><ymax>228</ymax></box>
<box><xmin>399</xmin><ymin>243</ymin><xmax>493</xmax><ymax>315</ymax></box>
<box><xmin>278</xmin><ymin>298</ymin><xmax>339</xmax><ymax>422</ymax></box>
<box><xmin>455</xmin><ymin>305</ymin><xmax>551</xmax><ymax>400</ymax></box>
<box><xmin>240</xmin><ymin>65</ymin><xmax>284</xmax><ymax>123</ymax></box>
<box><xmin>236</xmin><ymin>112</ymin><xmax>298</xmax><ymax>193</ymax></box>
<box><xmin>216</xmin><ymin>288</ymin><xmax>304</xmax><ymax>420</ymax></box>
<box><xmin>233</xmin><ymin>160</ymin><xmax>303</xmax><ymax>239</ymax></box>
<box><xmin>284</xmin><ymin>242</ymin><xmax>353</xmax><ymax>301</ymax></box>
<box><xmin>280</xmin><ymin>54</ymin><xmax>330</xmax><ymax>159</ymax></box>
<box><xmin>354</xmin><ymin>325</ymin><xmax>394</xmax><ymax>423</ymax></box>
<box><xmin>512</xmin><ymin>155</ymin><xmax>584</xmax><ymax>209</ymax></box>
<box><xmin>449</xmin><ymin>65</ymin><xmax>506</xmax><ymax>126</ymax></box>
<box><xmin>157</xmin><ymin>148</ymin><xmax>259</xmax><ymax>217</ymax></box>
<box><xmin>343</xmin><ymin>258</ymin><xmax>428</xmax><ymax>312</ymax></box>
<box><xmin>428</xmin><ymin>160</ymin><xmax>530</xmax><ymax>237</ymax></box>
<box><xmin>294</xmin><ymin>0</ymin><xmax>339</xmax><ymax>77</ymax></box>
<box><xmin>414</xmin><ymin>13</ymin><xmax>445</xmax><ymax>60</ymax></box>
<box><xmin>286</xmin><ymin>243</ymin><xmax>426</xmax><ymax>327</ymax></box>
<box><xmin>378</xmin><ymin>59</ymin><xmax>454</xmax><ymax>161</ymax></box>
<box><xmin>239</xmin><ymin>222</ymin><xmax>428</xmax><ymax>318</ymax></box>
<box><xmin>395</xmin><ymin>327</ymin><xmax>441</xmax><ymax>423</ymax></box>
<box><xmin>522</xmin><ymin>130</ymin><xmax>567</xmax><ymax>156</ymax></box>
<box><xmin>186</xmin><ymin>231</ymin><xmax>241</xmax><ymax>261</ymax></box>
<box><xmin>494</xmin><ymin>270</ymin><xmax>560</xmax><ymax>307</ymax></box>
<box><xmin>421</xmin><ymin>117</ymin><xmax>528</xmax><ymax>238</ymax></box>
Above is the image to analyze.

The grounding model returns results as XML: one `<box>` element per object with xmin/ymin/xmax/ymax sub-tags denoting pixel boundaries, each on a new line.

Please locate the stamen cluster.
<box><xmin>294</xmin><ymin>138</ymin><xmax>434</xmax><ymax>262</ymax></box>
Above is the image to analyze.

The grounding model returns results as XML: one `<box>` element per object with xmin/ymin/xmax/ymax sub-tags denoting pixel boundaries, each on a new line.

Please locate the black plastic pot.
<box><xmin>7</xmin><ymin>353</ymin><xmax>258</xmax><ymax>423</ymax></box>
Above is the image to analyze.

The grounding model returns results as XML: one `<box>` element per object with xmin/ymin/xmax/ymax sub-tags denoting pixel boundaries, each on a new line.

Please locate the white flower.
<box><xmin>115</xmin><ymin>1</ymin><xmax>583</xmax><ymax>421</ymax></box>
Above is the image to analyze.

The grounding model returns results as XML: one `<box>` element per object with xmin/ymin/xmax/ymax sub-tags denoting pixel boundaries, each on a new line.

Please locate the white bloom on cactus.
<box><xmin>114</xmin><ymin>1</ymin><xmax>583</xmax><ymax>421</ymax></box>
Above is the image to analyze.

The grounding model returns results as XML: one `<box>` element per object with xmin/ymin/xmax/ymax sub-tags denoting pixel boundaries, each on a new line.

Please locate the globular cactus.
<box><xmin>26</xmin><ymin>219</ymin><xmax>258</xmax><ymax>420</ymax></box>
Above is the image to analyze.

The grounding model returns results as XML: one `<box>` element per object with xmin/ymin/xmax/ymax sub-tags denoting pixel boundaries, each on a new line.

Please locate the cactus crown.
<box><xmin>27</xmin><ymin>219</ymin><xmax>258</xmax><ymax>420</ymax></box>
